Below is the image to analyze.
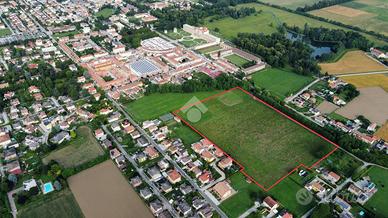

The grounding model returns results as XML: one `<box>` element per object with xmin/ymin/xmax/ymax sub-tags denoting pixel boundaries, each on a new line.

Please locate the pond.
<box><xmin>286</xmin><ymin>32</ymin><xmax>333</xmax><ymax>58</ymax></box>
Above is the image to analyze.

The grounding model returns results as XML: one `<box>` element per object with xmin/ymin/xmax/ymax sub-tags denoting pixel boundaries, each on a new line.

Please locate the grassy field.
<box><xmin>319</xmin><ymin>50</ymin><xmax>387</xmax><ymax>75</ymax></box>
<box><xmin>205</xmin><ymin>3</ymin><xmax>386</xmax><ymax>45</ymax></box>
<box><xmin>177</xmin><ymin>88</ymin><xmax>336</xmax><ymax>187</ymax></box>
<box><xmin>363</xmin><ymin>166</ymin><xmax>388</xmax><ymax>217</ymax></box>
<box><xmin>0</xmin><ymin>28</ymin><xmax>11</xmax><ymax>37</ymax></box>
<box><xmin>180</xmin><ymin>38</ymin><xmax>207</xmax><ymax>48</ymax></box>
<box><xmin>95</xmin><ymin>8</ymin><xmax>115</xmax><ymax>18</ymax></box>
<box><xmin>342</xmin><ymin>74</ymin><xmax>388</xmax><ymax>92</ymax></box>
<box><xmin>310</xmin><ymin>0</ymin><xmax>388</xmax><ymax>36</ymax></box>
<box><xmin>225</xmin><ymin>54</ymin><xmax>251</xmax><ymax>68</ymax></box>
<box><xmin>171</xmin><ymin>124</ymin><xmax>202</xmax><ymax>145</ymax></box>
<box><xmin>251</xmin><ymin>68</ymin><xmax>314</xmax><ymax>100</ymax></box>
<box><xmin>196</xmin><ymin>45</ymin><xmax>222</xmax><ymax>54</ymax></box>
<box><xmin>375</xmin><ymin>121</ymin><xmax>388</xmax><ymax>141</ymax></box>
<box><xmin>18</xmin><ymin>189</ymin><xmax>84</xmax><ymax>218</ymax></box>
<box><xmin>165</xmin><ymin>29</ymin><xmax>191</xmax><ymax>40</ymax></box>
<box><xmin>124</xmin><ymin>91</ymin><xmax>220</xmax><ymax>121</ymax></box>
<box><xmin>259</xmin><ymin>0</ymin><xmax>322</xmax><ymax>10</ymax></box>
<box><xmin>43</xmin><ymin>126</ymin><xmax>104</xmax><ymax>168</ymax></box>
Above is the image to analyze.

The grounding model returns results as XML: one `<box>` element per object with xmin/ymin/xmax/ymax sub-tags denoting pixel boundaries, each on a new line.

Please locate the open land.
<box><xmin>0</xmin><ymin>28</ymin><xmax>12</xmax><ymax>37</ymax></box>
<box><xmin>317</xmin><ymin>100</ymin><xmax>339</xmax><ymax>114</ymax></box>
<box><xmin>310</xmin><ymin>0</ymin><xmax>388</xmax><ymax>36</ymax></box>
<box><xmin>42</xmin><ymin>126</ymin><xmax>105</xmax><ymax>168</ymax></box>
<box><xmin>375</xmin><ymin>121</ymin><xmax>388</xmax><ymax>141</ymax></box>
<box><xmin>204</xmin><ymin>3</ymin><xmax>386</xmax><ymax>45</ymax></box>
<box><xmin>319</xmin><ymin>50</ymin><xmax>387</xmax><ymax>75</ymax></box>
<box><xmin>258</xmin><ymin>0</ymin><xmax>322</xmax><ymax>10</ymax></box>
<box><xmin>251</xmin><ymin>68</ymin><xmax>314</xmax><ymax>100</ymax></box>
<box><xmin>363</xmin><ymin>166</ymin><xmax>388</xmax><ymax>217</ymax></box>
<box><xmin>176</xmin><ymin>88</ymin><xmax>336</xmax><ymax>188</ymax></box>
<box><xmin>342</xmin><ymin>74</ymin><xmax>388</xmax><ymax>92</ymax></box>
<box><xmin>68</xmin><ymin>160</ymin><xmax>153</xmax><ymax>218</ymax></box>
<box><xmin>335</xmin><ymin>87</ymin><xmax>388</xmax><ymax>125</ymax></box>
<box><xmin>95</xmin><ymin>8</ymin><xmax>115</xmax><ymax>18</ymax></box>
<box><xmin>18</xmin><ymin>189</ymin><xmax>84</xmax><ymax>218</ymax></box>
<box><xmin>225</xmin><ymin>54</ymin><xmax>251</xmax><ymax>68</ymax></box>
<box><xmin>124</xmin><ymin>91</ymin><xmax>220</xmax><ymax>121</ymax></box>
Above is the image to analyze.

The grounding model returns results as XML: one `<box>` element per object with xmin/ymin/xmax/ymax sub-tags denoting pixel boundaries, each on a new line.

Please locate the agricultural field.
<box><xmin>375</xmin><ymin>121</ymin><xmax>388</xmax><ymax>141</ymax></box>
<box><xmin>259</xmin><ymin>0</ymin><xmax>322</xmax><ymax>10</ymax></box>
<box><xmin>310</xmin><ymin>0</ymin><xmax>388</xmax><ymax>36</ymax></box>
<box><xmin>342</xmin><ymin>74</ymin><xmax>388</xmax><ymax>92</ymax></box>
<box><xmin>176</xmin><ymin>88</ymin><xmax>336</xmax><ymax>188</ymax></box>
<box><xmin>18</xmin><ymin>190</ymin><xmax>84</xmax><ymax>218</ymax></box>
<box><xmin>124</xmin><ymin>91</ymin><xmax>220</xmax><ymax>121</ymax></box>
<box><xmin>224</xmin><ymin>54</ymin><xmax>251</xmax><ymax>68</ymax></box>
<box><xmin>42</xmin><ymin>126</ymin><xmax>105</xmax><ymax>168</ymax></box>
<box><xmin>251</xmin><ymin>68</ymin><xmax>314</xmax><ymax>100</ymax></box>
<box><xmin>319</xmin><ymin>50</ymin><xmax>387</xmax><ymax>75</ymax></box>
<box><xmin>95</xmin><ymin>8</ymin><xmax>115</xmax><ymax>18</ymax></box>
<box><xmin>204</xmin><ymin>3</ymin><xmax>385</xmax><ymax>45</ymax></box>
<box><xmin>335</xmin><ymin>87</ymin><xmax>388</xmax><ymax>125</ymax></box>
<box><xmin>362</xmin><ymin>166</ymin><xmax>388</xmax><ymax>217</ymax></box>
<box><xmin>68</xmin><ymin>160</ymin><xmax>153</xmax><ymax>218</ymax></box>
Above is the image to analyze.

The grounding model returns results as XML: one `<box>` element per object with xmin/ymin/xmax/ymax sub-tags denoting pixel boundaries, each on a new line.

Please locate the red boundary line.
<box><xmin>172</xmin><ymin>87</ymin><xmax>339</xmax><ymax>191</ymax></box>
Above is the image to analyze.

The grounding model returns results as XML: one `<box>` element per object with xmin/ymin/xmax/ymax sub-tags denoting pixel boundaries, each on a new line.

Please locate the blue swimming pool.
<box><xmin>43</xmin><ymin>182</ymin><xmax>54</xmax><ymax>194</ymax></box>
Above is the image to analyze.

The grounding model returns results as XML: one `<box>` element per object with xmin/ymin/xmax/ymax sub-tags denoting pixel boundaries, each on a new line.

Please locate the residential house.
<box><xmin>263</xmin><ymin>196</ymin><xmax>279</xmax><ymax>211</ymax></box>
<box><xmin>212</xmin><ymin>181</ymin><xmax>233</xmax><ymax>200</ymax></box>
<box><xmin>167</xmin><ymin>169</ymin><xmax>182</xmax><ymax>184</ymax></box>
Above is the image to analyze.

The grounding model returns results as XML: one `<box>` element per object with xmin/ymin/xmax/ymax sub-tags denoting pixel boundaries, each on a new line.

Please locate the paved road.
<box><xmin>336</xmin><ymin>70</ymin><xmax>388</xmax><ymax>77</ymax></box>
<box><xmin>101</xmin><ymin>125</ymin><xmax>179</xmax><ymax>217</ymax></box>
<box><xmin>239</xmin><ymin>202</ymin><xmax>260</xmax><ymax>218</ymax></box>
<box><xmin>107</xmin><ymin>96</ymin><xmax>228</xmax><ymax>218</ymax></box>
<box><xmin>7</xmin><ymin>187</ymin><xmax>23</xmax><ymax>218</ymax></box>
<box><xmin>285</xmin><ymin>78</ymin><xmax>321</xmax><ymax>103</ymax></box>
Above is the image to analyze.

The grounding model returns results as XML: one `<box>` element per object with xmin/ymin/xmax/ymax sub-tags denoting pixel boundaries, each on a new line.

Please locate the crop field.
<box><xmin>68</xmin><ymin>160</ymin><xmax>153</xmax><ymax>218</ymax></box>
<box><xmin>225</xmin><ymin>54</ymin><xmax>250</xmax><ymax>68</ymax></box>
<box><xmin>18</xmin><ymin>190</ymin><xmax>84</xmax><ymax>218</ymax></box>
<box><xmin>363</xmin><ymin>166</ymin><xmax>388</xmax><ymax>217</ymax></box>
<box><xmin>251</xmin><ymin>68</ymin><xmax>314</xmax><ymax>100</ymax></box>
<box><xmin>175</xmin><ymin>88</ymin><xmax>337</xmax><ymax>189</ymax></box>
<box><xmin>124</xmin><ymin>91</ymin><xmax>220</xmax><ymax>121</ymax></box>
<box><xmin>310</xmin><ymin>0</ymin><xmax>388</xmax><ymax>36</ymax></box>
<box><xmin>342</xmin><ymin>74</ymin><xmax>388</xmax><ymax>92</ymax></box>
<box><xmin>319</xmin><ymin>50</ymin><xmax>387</xmax><ymax>75</ymax></box>
<box><xmin>205</xmin><ymin>3</ymin><xmax>385</xmax><ymax>45</ymax></box>
<box><xmin>336</xmin><ymin>87</ymin><xmax>388</xmax><ymax>125</ymax></box>
<box><xmin>43</xmin><ymin>126</ymin><xmax>104</xmax><ymax>168</ymax></box>
<box><xmin>259</xmin><ymin>0</ymin><xmax>322</xmax><ymax>10</ymax></box>
<box><xmin>375</xmin><ymin>121</ymin><xmax>388</xmax><ymax>141</ymax></box>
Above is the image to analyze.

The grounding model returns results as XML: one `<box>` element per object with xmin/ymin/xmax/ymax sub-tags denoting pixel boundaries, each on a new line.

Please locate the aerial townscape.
<box><xmin>1</xmin><ymin>0</ymin><xmax>388</xmax><ymax>218</ymax></box>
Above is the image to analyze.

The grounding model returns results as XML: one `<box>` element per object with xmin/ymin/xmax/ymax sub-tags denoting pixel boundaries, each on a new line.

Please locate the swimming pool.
<box><xmin>42</xmin><ymin>182</ymin><xmax>54</xmax><ymax>194</ymax></box>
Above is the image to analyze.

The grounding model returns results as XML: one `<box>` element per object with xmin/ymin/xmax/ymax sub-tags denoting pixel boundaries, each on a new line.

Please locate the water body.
<box><xmin>286</xmin><ymin>32</ymin><xmax>332</xmax><ymax>58</ymax></box>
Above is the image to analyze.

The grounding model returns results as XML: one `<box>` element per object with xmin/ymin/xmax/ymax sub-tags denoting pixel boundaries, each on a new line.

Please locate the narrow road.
<box><xmin>7</xmin><ymin>187</ymin><xmax>23</xmax><ymax>218</ymax></box>
<box><xmin>336</xmin><ymin>70</ymin><xmax>388</xmax><ymax>77</ymax></box>
<box><xmin>285</xmin><ymin>78</ymin><xmax>321</xmax><ymax>103</ymax></box>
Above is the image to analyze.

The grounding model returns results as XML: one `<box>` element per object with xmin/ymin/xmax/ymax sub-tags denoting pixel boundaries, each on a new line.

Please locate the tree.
<box><xmin>311</xmin><ymin>203</ymin><xmax>332</xmax><ymax>218</ymax></box>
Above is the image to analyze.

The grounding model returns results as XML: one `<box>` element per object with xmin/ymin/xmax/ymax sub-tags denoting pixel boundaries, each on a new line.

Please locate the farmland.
<box><xmin>319</xmin><ymin>50</ymin><xmax>387</xmax><ymax>75</ymax></box>
<box><xmin>205</xmin><ymin>3</ymin><xmax>385</xmax><ymax>45</ymax></box>
<box><xmin>124</xmin><ymin>91</ymin><xmax>220</xmax><ymax>121</ymax></box>
<box><xmin>310</xmin><ymin>0</ymin><xmax>388</xmax><ymax>36</ymax></box>
<box><xmin>42</xmin><ymin>126</ymin><xmax>105</xmax><ymax>168</ymax></box>
<box><xmin>342</xmin><ymin>74</ymin><xmax>388</xmax><ymax>92</ymax></box>
<box><xmin>18</xmin><ymin>190</ymin><xmax>84</xmax><ymax>218</ymax></box>
<box><xmin>251</xmin><ymin>68</ymin><xmax>314</xmax><ymax>100</ymax></box>
<box><xmin>259</xmin><ymin>0</ymin><xmax>321</xmax><ymax>10</ymax></box>
<box><xmin>177</xmin><ymin>88</ymin><xmax>336</xmax><ymax>188</ymax></box>
<box><xmin>363</xmin><ymin>166</ymin><xmax>388</xmax><ymax>217</ymax></box>
<box><xmin>375</xmin><ymin>121</ymin><xmax>388</xmax><ymax>141</ymax></box>
<box><xmin>68</xmin><ymin>160</ymin><xmax>153</xmax><ymax>218</ymax></box>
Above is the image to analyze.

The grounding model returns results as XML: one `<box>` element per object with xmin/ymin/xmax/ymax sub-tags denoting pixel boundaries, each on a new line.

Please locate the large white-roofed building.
<box><xmin>130</xmin><ymin>59</ymin><xmax>161</xmax><ymax>77</ymax></box>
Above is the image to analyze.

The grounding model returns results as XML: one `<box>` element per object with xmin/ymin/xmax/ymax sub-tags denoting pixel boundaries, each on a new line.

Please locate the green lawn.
<box><xmin>95</xmin><ymin>8</ymin><xmax>115</xmax><ymax>19</ymax></box>
<box><xmin>124</xmin><ymin>91</ymin><xmax>220</xmax><ymax>121</ymax></box>
<box><xmin>251</xmin><ymin>68</ymin><xmax>314</xmax><ymax>100</ymax></box>
<box><xmin>225</xmin><ymin>54</ymin><xmax>250</xmax><ymax>68</ymax></box>
<box><xmin>178</xmin><ymin>88</ymin><xmax>335</xmax><ymax>187</ymax></box>
<box><xmin>363</xmin><ymin>167</ymin><xmax>388</xmax><ymax>217</ymax></box>
<box><xmin>205</xmin><ymin>3</ymin><xmax>386</xmax><ymax>45</ymax></box>
<box><xmin>259</xmin><ymin>0</ymin><xmax>322</xmax><ymax>10</ymax></box>
<box><xmin>18</xmin><ymin>189</ymin><xmax>84</xmax><ymax>218</ymax></box>
<box><xmin>42</xmin><ymin>126</ymin><xmax>105</xmax><ymax>168</ymax></box>
<box><xmin>171</xmin><ymin>124</ymin><xmax>202</xmax><ymax>145</ymax></box>
<box><xmin>197</xmin><ymin>45</ymin><xmax>222</xmax><ymax>54</ymax></box>
<box><xmin>180</xmin><ymin>38</ymin><xmax>207</xmax><ymax>48</ymax></box>
<box><xmin>165</xmin><ymin>29</ymin><xmax>191</xmax><ymax>40</ymax></box>
<box><xmin>0</xmin><ymin>28</ymin><xmax>11</xmax><ymax>37</ymax></box>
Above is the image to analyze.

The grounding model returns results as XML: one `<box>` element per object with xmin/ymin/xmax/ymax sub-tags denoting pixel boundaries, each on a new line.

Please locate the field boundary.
<box><xmin>172</xmin><ymin>87</ymin><xmax>339</xmax><ymax>191</ymax></box>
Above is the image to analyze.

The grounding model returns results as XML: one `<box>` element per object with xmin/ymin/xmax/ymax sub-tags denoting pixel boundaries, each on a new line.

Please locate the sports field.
<box><xmin>205</xmin><ymin>3</ymin><xmax>385</xmax><ymax>45</ymax></box>
<box><xmin>124</xmin><ymin>91</ymin><xmax>220</xmax><ymax>121</ymax></box>
<box><xmin>310</xmin><ymin>0</ymin><xmax>388</xmax><ymax>36</ymax></box>
<box><xmin>342</xmin><ymin>74</ymin><xmax>388</xmax><ymax>92</ymax></box>
<box><xmin>176</xmin><ymin>88</ymin><xmax>337</xmax><ymax>189</ymax></box>
<box><xmin>319</xmin><ymin>50</ymin><xmax>387</xmax><ymax>75</ymax></box>
<box><xmin>225</xmin><ymin>54</ymin><xmax>250</xmax><ymax>68</ymax></box>
<box><xmin>43</xmin><ymin>126</ymin><xmax>104</xmax><ymax>168</ymax></box>
<box><xmin>251</xmin><ymin>68</ymin><xmax>314</xmax><ymax>100</ymax></box>
<box><xmin>18</xmin><ymin>190</ymin><xmax>84</xmax><ymax>218</ymax></box>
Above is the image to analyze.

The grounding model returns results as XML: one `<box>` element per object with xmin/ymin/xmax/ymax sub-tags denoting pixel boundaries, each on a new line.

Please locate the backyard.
<box><xmin>42</xmin><ymin>126</ymin><xmax>105</xmax><ymax>168</ymax></box>
<box><xmin>176</xmin><ymin>88</ymin><xmax>337</xmax><ymax>189</ymax></box>
<box><xmin>363</xmin><ymin>166</ymin><xmax>388</xmax><ymax>217</ymax></box>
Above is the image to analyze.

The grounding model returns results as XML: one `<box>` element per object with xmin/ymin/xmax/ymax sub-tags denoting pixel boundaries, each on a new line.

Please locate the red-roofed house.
<box><xmin>167</xmin><ymin>169</ymin><xmax>182</xmax><ymax>184</ymax></box>
<box><xmin>263</xmin><ymin>196</ymin><xmax>279</xmax><ymax>211</ymax></box>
